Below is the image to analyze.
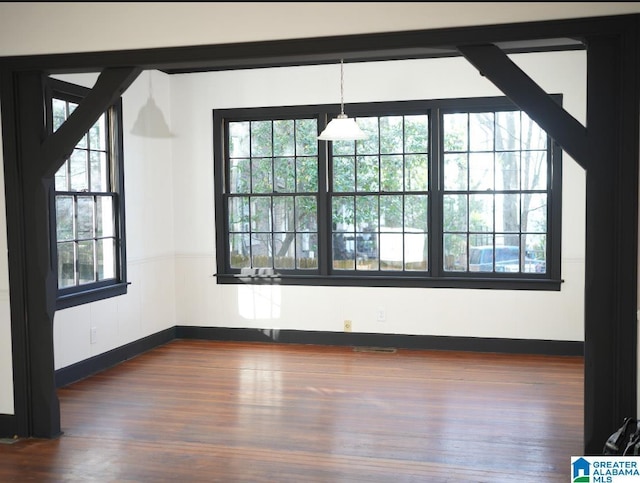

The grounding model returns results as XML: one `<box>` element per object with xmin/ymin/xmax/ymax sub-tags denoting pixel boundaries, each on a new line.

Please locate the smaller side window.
<box><xmin>47</xmin><ymin>78</ymin><xmax>128</xmax><ymax>309</ymax></box>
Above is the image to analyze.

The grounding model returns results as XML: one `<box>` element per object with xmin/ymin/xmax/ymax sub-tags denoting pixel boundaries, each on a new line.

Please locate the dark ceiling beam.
<box><xmin>458</xmin><ymin>43</ymin><xmax>589</xmax><ymax>169</ymax></box>
<box><xmin>41</xmin><ymin>66</ymin><xmax>141</xmax><ymax>177</ymax></box>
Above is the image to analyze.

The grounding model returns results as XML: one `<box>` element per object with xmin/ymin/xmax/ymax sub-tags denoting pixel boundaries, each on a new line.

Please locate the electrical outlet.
<box><xmin>90</xmin><ymin>327</ymin><xmax>97</xmax><ymax>344</ymax></box>
<box><xmin>377</xmin><ymin>307</ymin><xmax>386</xmax><ymax>322</ymax></box>
<box><xmin>344</xmin><ymin>320</ymin><xmax>352</xmax><ymax>332</ymax></box>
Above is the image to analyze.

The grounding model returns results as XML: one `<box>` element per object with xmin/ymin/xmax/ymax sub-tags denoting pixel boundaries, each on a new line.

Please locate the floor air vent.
<box><xmin>353</xmin><ymin>347</ymin><xmax>397</xmax><ymax>353</ymax></box>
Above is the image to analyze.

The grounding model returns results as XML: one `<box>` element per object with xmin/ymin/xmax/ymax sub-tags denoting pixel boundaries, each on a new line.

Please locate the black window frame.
<box><xmin>214</xmin><ymin>96</ymin><xmax>562</xmax><ymax>291</ymax></box>
<box><xmin>46</xmin><ymin>78</ymin><xmax>128</xmax><ymax>309</ymax></box>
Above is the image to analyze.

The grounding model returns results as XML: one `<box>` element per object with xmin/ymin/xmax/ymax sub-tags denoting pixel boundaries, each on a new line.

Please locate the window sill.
<box><xmin>214</xmin><ymin>273</ymin><xmax>562</xmax><ymax>291</ymax></box>
<box><xmin>56</xmin><ymin>282</ymin><xmax>129</xmax><ymax>310</ymax></box>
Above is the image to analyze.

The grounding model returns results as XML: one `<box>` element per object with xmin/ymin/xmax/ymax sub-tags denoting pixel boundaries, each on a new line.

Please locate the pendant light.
<box><xmin>317</xmin><ymin>59</ymin><xmax>367</xmax><ymax>141</ymax></box>
<box><xmin>131</xmin><ymin>71</ymin><xmax>173</xmax><ymax>138</ymax></box>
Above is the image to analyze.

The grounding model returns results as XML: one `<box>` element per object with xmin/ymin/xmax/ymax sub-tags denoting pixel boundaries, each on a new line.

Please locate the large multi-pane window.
<box><xmin>331</xmin><ymin>115</ymin><xmax>429</xmax><ymax>272</ymax></box>
<box><xmin>441</xmin><ymin>110</ymin><xmax>549</xmax><ymax>275</ymax></box>
<box><xmin>47</xmin><ymin>78</ymin><xmax>127</xmax><ymax>308</ymax></box>
<box><xmin>214</xmin><ymin>97</ymin><xmax>561</xmax><ymax>289</ymax></box>
<box><xmin>226</xmin><ymin>118</ymin><xmax>320</xmax><ymax>271</ymax></box>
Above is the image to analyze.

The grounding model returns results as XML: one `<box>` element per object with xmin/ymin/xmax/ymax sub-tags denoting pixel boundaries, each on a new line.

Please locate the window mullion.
<box><xmin>431</xmin><ymin>108</ymin><xmax>443</xmax><ymax>277</ymax></box>
<box><xmin>317</xmin><ymin>112</ymin><xmax>330</xmax><ymax>276</ymax></box>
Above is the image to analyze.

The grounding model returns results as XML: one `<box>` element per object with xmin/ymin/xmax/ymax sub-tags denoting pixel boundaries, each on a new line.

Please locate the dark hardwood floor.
<box><xmin>0</xmin><ymin>339</ymin><xmax>584</xmax><ymax>482</ymax></box>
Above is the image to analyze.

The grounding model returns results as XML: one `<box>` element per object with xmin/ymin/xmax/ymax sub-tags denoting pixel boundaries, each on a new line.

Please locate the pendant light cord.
<box><xmin>340</xmin><ymin>59</ymin><xmax>345</xmax><ymax>116</ymax></box>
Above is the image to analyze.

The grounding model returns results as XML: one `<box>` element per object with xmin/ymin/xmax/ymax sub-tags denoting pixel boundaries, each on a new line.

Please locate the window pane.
<box><xmin>357</xmin><ymin>156</ymin><xmax>379</xmax><ymax>192</ymax></box>
<box><xmin>230</xmin><ymin>234</ymin><xmax>250</xmax><ymax>268</ymax></box>
<box><xmin>295</xmin><ymin>119</ymin><xmax>318</xmax><ymax>156</ymax></box>
<box><xmin>469</xmin><ymin>112</ymin><xmax>494</xmax><ymax>151</ymax></box>
<box><xmin>443</xmin><ymin>113</ymin><xmax>468</xmax><ymax>151</ymax></box>
<box><xmin>332</xmin><ymin>139</ymin><xmax>355</xmax><ymax>156</ymax></box>
<box><xmin>404</xmin><ymin>233</ymin><xmax>428</xmax><ymax>271</ymax></box>
<box><xmin>332</xmin><ymin>196</ymin><xmax>354</xmax><ymax>232</ymax></box>
<box><xmin>496</xmin><ymin>152</ymin><xmax>520</xmax><ymax>191</ymax></box>
<box><xmin>333</xmin><ymin>233</ymin><xmax>355</xmax><ymax>270</ymax></box>
<box><xmin>296</xmin><ymin>157</ymin><xmax>318</xmax><ymax>192</ymax></box>
<box><xmin>524</xmin><ymin>234</ymin><xmax>546</xmax><ymax>273</ymax></box>
<box><xmin>356</xmin><ymin>117</ymin><xmax>379</xmax><ymax>155</ymax></box>
<box><xmin>522</xmin><ymin>151</ymin><xmax>547</xmax><ymax>190</ymax></box>
<box><xmin>229</xmin><ymin>197</ymin><xmax>250</xmax><ymax>232</ymax></box>
<box><xmin>443</xmin><ymin>153</ymin><xmax>467</xmax><ymax>191</ymax></box>
<box><xmin>522</xmin><ymin>114</ymin><xmax>547</xmax><ymax>150</ymax></box>
<box><xmin>469</xmin><ymin>194</ymin><xmax>493</xmax><ymax>232</ymax></box>
<box><xmin>251</xmin><ymin>233</ymin><xmax>272</xmax><ymax>267</ymax></box>
<box><xmin>380</xmin><ymin>233</ymin><xmax>403</xmax><ymax>271</ymax></box>
<box><xmin>251</xmin><ymin>121</ymin><xmax>272</xmax><ymax>157</ymax></box>
<box><xmin>469</xmin><ymin>152</ymin><xmax>494</xmax><ymax>191</ymax></box>
<box><xmin>90</xmin><ymin>151</ymin><xmax>108</xmax><ymax>192</ymax></box>
<box><xmin>70</xmin><ymin>149</ymin><xmax>88</xmax><ymax>191</ymax></box>
<box><xmin>55</xmin><ymin>161</ymin><xmax>69</xmax><ymax>191</ymax></box>
<box><xmin>295</xmin><ymin>196</ymin><xmax>317</xmax><ymax>232</ymax></box>
<box><xmin>76</xmin><ymin>196</ymin><xmax>94</xmax><ymax>240</ymax></box>
<box><xmin>469</xmin><ymin>236</ymin><xmax>494</xmax><ymax>272</ymax></box>
<box><xmin>77</xmin><ymin>240</ymin><xmax>95</xmax><ymax>284</ymax></box>
<box><xmin>76</xmin><ymin>133</ymin><xmax>87</xmax><ymax>149</ymax></box>
<box><xmin>229</xmin><ymin>121</ymin><xmax>250</xmax><ymax>157</ymax></box>
<box><xmin>495</xmin><ymin>245</ymin><xmax>520</xmax><ymax>273</ymax></box>
<box><xmin>251</xmin><ymin>197</ymin><xmax>272</xmax><ymax>232</ymax></box>
<box><xmin>495</xmin><ymin>194</ymin><xmax>520</xmax><ymax>233</ymax></box>
<box><xmin>522</xmin><ymin>193</ymin><xmax>547</xmax><ymax>233</ymax></box>
<box><xmin>405</xmin><ymin>155</ymin><xmax>428</xmax><ymax>192</ymax></box>
<box><xmin>443</xmin><ymin>194</ymin><xmax>467</xmax><ymax>232</ymax></box>
<box><xmin>57</xmin><ymin>242</ymin><xmax>76</xmax><ymax>288</ymax></box>
<box><xmin>274</xmin><ymin>233</ymin><xmax>295</xmax><ymax>269</ymax></box>
<box><xmin>333</xmin><ymin>156</ymin><xmax>355</xmax><ymax>192</ymax></box>
<box><xmin>273</xmin><ymin>196</ymin><xmax>294</xmax><ymax>232</ymax></box>
<box><xmin>404</xmin><ymin>115</ymin><xmax>428</xmax><ymax>153</ymax></box>
<box><xmin>444</xmin><ymin>234</ymin><xmax>467</xmax><ymax>271</ymax></box>
<box><xmin>380</xmin><ymin>195</ymin><xmax>402</xmax><ymax>230</ymax></box>
<box><xmin>356</xmin><ymin>195</ymin><xmax>378</xmax><ymax>232</ymax></box>
<box><xmin>56</xmin><ymin>196</ymin><xmax>74</xmax><ymax>241</ymax></box>
<box><xmin>297</xmin><ymin>233</ymin><xmax>318</xmax><ymax>269</ymax></box>
<box><xmin>97</xmin><ymin>238</ymin><xmax>115</xmax><ymax>280</ymax></box>
<box><xmin>405</xmin><ymin>195</ymin><xmax>428</xmax><ymax>232</ymax></box>
<box><xmin>273</xmin><ymin>120</ymin><xmax>295</xmax><ymax>156</ymax></box>
<box><xmin>52</xmin><ymin>99</ymin><xmax>67</xmax><ymax>132</ymax></box>
<box><xmin>96</xmin><ymin>196</ymin><xmax>114</xmax><ymax>237</ymax></box>
<box><xmin>495</xmin><ymin>111</ymin><xmax>520</xmax><ymax>151</ymax></box>
<box><xmin>251</xmin><ymin>158</ymin><xmax>272</xmax><ymax>193</ymax></box>
<box><xmin>273</xmin><ymin>158</ymin><xmax>295</xmax><ymax>193</ymax></box>
<box><xmin>355</xmin><ymin>232</ymin><xmax>378</xmax><ymax>270</ymax></box>
<box><xmin>379</xmin><ymin>116</ymin><xmax>403</xmax><ymax>154</ymax></box>
<box><xmin>89</xmin><ymin>114</ymin><xmax>107</xmax><ymax>151</ymax></box>
<box><xmin>381</xmin><ymin>155</ymin><xmax>403</xmax><ymax>192</ymax></box>
<box><xmin>230</xmin><ymin>158</ymin><xmax>251</xmax><ymax>193</ymax></box>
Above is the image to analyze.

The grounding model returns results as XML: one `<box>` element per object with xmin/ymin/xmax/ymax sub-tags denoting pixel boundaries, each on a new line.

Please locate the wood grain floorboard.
<box><xmin>0</xmin><ymin>339</ymin><xmax>584</xmax><ymax>482</ymax></box>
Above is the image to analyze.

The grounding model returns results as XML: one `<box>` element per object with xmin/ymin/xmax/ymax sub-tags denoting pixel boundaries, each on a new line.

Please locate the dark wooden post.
<box><xmin>13</xmin><ymin>71</ymin><xmax>61</xmax><ymax>437</ymax></box>
<box><xmin>583</xmin><ymin>28</ymin><xmax>639</xmax><ymax>454</ymax></box>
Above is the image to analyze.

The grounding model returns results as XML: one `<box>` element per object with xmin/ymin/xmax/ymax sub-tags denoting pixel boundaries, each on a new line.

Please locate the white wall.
<box><xmin>172</xmin><ymin>51</ymin><xmax>586</xmax><ymax>341</ymax></box>
<box><xmin>0</xmin><ymin>2</ymin><xmax>637</xmax><ymax>417</ymax></box>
